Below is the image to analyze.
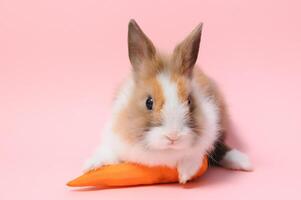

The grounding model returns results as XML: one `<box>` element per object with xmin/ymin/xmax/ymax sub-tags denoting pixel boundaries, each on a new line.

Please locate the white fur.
<box><xmin>219</xmin><ymin>149</ymin><xmax>253</xmax><ymax>171</ymax></box>
<box><xmin>158</xmin><ymin>73</ymin><xmax>190</xmax><ymax>133</ymax></box>
<box><xmin>177</xmin><ymin>155</ymin><xmax>203</xmax><ymax>183</ymax></box>
<box><xmin>84</xmin><ymin>72</ymin><xmax>221</xmax><ymax>182</ymax></box>
<box><xmin>144</xmin><ymin>73</ymin><xmax>193</xmax><ymax>150</ymax></box>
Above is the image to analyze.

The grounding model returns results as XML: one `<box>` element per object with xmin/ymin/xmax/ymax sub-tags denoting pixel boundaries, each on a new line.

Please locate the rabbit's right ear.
<box><xmin>128</xmin><ymin>19</ymin><xmax>156</xmax><ymax>71</ymax></box>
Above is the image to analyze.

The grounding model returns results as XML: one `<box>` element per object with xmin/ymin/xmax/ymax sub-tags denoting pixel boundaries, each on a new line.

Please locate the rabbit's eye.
<box><xmin>146</xmin><ymin>96</ymin><xmax>153</xmax><ymax>110</ymax></box>
<box><xmin>187</xmin><ymin>96</ymin><xmax>191</xmax><ymax>105</ymax></box>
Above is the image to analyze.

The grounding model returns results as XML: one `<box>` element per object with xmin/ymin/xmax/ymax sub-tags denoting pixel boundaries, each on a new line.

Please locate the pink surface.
<box><xmin>1</xmin><ymin>0</ymin><xmax>301</xmax><ymax>199</ymax></box>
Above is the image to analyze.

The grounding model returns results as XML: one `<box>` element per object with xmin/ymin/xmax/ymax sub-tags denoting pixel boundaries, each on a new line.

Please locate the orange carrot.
<box><xmin>67</xmin><ymin>157</ymin><xmax>208</xmax><ymax>187</ymax></box>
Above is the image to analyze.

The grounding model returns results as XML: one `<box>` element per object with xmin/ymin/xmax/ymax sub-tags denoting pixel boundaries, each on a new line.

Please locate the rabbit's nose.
<box><xmin>165</xmin><ymin>134</ymin><xmax>180</xmax><ymax>143</ymax></box>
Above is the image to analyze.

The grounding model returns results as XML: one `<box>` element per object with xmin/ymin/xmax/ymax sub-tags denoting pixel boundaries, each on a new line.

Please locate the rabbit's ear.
<box><xmin>172</xmin><ymin>23</ymin><xmax>203</xmax><ymax>76</ymax></box>
<box><xmin>128</xmin><ymin>19</ymin><xmax>156</xmax><ymax>71</ymax></box>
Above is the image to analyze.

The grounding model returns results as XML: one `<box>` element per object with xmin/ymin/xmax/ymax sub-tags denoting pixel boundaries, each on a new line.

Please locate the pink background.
<box><xmin>1</xmin><ymin>0</ymin><xmax>301</xmax><ymax>199</ymax></box>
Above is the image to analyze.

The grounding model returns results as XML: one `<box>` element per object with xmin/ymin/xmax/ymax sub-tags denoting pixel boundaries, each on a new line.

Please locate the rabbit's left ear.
<box><xmin>172</xmin><ymin>23</ymin><xmax>203</xmax><ymax>76</ymax></box>
<box><xmin>128</xmin><ymin>19</ymin><xmax>156</xmax><ymax>71</ymax></box>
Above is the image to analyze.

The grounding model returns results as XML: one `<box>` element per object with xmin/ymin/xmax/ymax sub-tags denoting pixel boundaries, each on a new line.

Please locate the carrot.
<box><xmin>67</xmin><ymin>157</ymin><xmax>208</xmax><ymax>187</ymax></box>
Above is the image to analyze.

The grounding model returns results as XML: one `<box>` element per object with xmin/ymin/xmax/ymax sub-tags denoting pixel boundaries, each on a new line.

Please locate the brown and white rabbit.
<box><xmin>84</xmin><ymin>19</ymin><xmax>252</xmax><ymax>183</ymax></box>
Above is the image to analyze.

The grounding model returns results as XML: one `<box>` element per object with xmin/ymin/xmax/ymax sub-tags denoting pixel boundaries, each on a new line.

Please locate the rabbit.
<box><xmin>83</xmin><ymin>19</ymin><xmax>252</xmax><ymax>183</ymax></box>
